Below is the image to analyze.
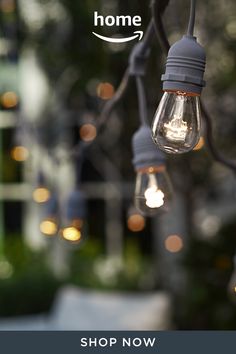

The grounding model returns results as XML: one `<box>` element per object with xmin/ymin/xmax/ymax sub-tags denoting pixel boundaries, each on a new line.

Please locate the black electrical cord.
<box><xmin>187</xmin><ymin>0</ymin><xmax>196</xmax><ymax>36</ymax></box>
<box><xmin>151</xmin><ymin>0</ymin><xmax>170</xmax><ymax>54</ymax></box>
<box><xmin>98</xmin><ymin>20</ymin><xmax>155</xmax><ymax>128</ymax></box>
<box><xmin>136</xmin><ymin>76</ymin><xmax>149</xmax><ymax>126</ymax></box>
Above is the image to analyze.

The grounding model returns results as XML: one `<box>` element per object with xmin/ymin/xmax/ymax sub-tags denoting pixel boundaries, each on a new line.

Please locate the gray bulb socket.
<box><xmin>161</xmin><ymin>35</ymin><xmax>206</xmax><ymax>95</ymax></box>
<box><xmin>132</xmin><ymin>125</ymin><xmax>166</xmax><ymax>170</ymax></box>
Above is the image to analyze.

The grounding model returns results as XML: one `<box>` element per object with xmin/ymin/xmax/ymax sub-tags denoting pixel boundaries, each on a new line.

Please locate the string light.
<box><xmin>60</xmin><ymin>189</ymin><xmax>87</xmax><ymax>245</ymax></box>
<box><xmin>151</xmin><ymin>0</ymin><xmax>206</xmax><ymax>154</ymax></box>
<box><xmin>40</xmin><ymin>195</ymin><xmax>59</xmax><ymax>237</ymax></box>
<box><xmin>132</xmin><ymin>126</ymin><xmax>172</xmax><ymax>216</ymax></box>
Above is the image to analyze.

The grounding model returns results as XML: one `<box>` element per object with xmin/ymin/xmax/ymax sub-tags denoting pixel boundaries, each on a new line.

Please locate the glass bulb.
<box><xmin>134</xmin><ymin>166</ymin><xmax>172</xmax><ymax>216</ymax></box>
<box><xmin>152</xmin><ymin>91</ymin><xmax>201</xmax><ymax>154</ymax></box>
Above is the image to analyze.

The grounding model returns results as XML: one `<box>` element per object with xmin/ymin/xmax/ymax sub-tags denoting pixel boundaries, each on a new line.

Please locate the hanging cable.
<box><xmin>201</xmin><ymin>103</ymin><xmax>236</xmax><ymax>172</ymax></box>
<box><xmin>151</xmin><ymin>0</ymin><xmax>170</xmax><ymax>54</ymax></box>
<box><xmin>187</xmin><ymin>0</ymin><xmax>196</xmax><ymax>36</ymax></box>
<box><xmin>136</xmin><ymin>76</ymin><xmax>149</xmax><ymax>126</ymax></box>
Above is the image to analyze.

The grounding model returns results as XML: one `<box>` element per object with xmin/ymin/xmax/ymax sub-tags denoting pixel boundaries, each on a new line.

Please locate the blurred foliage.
<box><xmin>0</xmin><ymin>236</ymin><xmax>154</xmax><ymax>317</ymax></box>
<box><xmin>70</xmin><ymin>238</ymin><xmax>155</xmax><ymax>291</ymax></box>
<box><xmin>176</xmin><ymin>220</ymin><xmax>236</xmax><ymax>329</ymax></box>
<box><xmin>0</xmin><ymin>236</ymin><xmax>61</xmax><ymax>316</ymax></box>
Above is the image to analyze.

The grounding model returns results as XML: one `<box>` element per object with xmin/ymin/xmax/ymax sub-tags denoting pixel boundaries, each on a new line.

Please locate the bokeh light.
<box><xmin>0</xmin><ymin>260</ymin><xmax>13</xmax><ymax>279</ymax></box>
<box><xmin>127</xmin><ymin>213</ymin><xmax>145</xmax><ymax>232</ymax></box>
<box><xmin>33</xmin><ymin>187</ymin><xmax>51</xmax><ymax>203</ymax></box>
<box><xmin>62</xmin><ymin>227</ymin><xmax>82</xmax><ymax>242</ymax></box>
<box><xmin>11</xmin><ymin>146</ymin><xmax>29</xmax><ymax>162</ymax></box>
<box><xmin>96</xmin><ymin>82</ymin><xmax>114</xmax><ymax>100</ymax></box>
<box><xmin>165</xmin><ymin>235</ymin><xmax>183</xmax><ymax>253</ymax></box>
<box><xmin>80</xmin><ymin>123</ymin><xmax>97</xmax><ymax>142</ymax></box>
<box><xmin>40</xmin><ymin>219</ymin><xmax>57</xmax><ymax>236</ymax></box>
<box><xmin>1</xmin><ymin>91</ymin><xmax>18</xmax><ymax>108</ymax></box>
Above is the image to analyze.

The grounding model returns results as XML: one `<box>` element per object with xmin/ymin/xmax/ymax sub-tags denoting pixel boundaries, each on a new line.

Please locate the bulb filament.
<box><xmin>164</xmin><ymin>115</ymin><xmax>188</xmax><ymax>143</ymax></box>
<box><xmin>144</xmin><ymin>186</ymin><xmax>165</xmax><ymax>208</ymax></box>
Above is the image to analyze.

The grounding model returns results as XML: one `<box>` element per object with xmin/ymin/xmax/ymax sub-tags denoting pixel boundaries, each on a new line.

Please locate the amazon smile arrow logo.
<box><xmin>92</xmin><ymin>31</ymin><xmax>143</xmax><ymax>43</ymax></box>
<box><xmin>93</xmin><ymin>11</ymin><xmax>143</xmax><ymax>44</ymax></box>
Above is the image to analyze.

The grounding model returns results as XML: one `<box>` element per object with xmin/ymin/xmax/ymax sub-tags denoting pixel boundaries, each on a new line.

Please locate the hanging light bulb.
<box><xmin>152</xmin><ymin>91</ymin><xmax>201</xmax><ymax>154</ymax></box>
<box><xmin>151</xmin><ymin>3</ymin><xmax>206</xmax><ymax>154</ymax></box>
<box><xmin>40</xmin><ymin>195</ymin><xmax>59</xmax><ymax>237</ymax></box>
<box><xmin>228</xmin><ymin>255</ymin><xmax>236</xmax><ymax>303</ymax></box>
<box><xmin>132</xmin><ymin>125</ymin><xmax>172</xmax><ymax>216</ymax></box>
<box><xmin>60</xmin><ymin>189</ymin><xmax>87</xmax><ymax>245</ymax></box>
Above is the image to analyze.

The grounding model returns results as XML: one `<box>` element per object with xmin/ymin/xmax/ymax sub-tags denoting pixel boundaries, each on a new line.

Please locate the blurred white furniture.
<box><xmin>0</xmin><ymin>286</ymin><xmax>172</xmax><ymax>330</ymax></box>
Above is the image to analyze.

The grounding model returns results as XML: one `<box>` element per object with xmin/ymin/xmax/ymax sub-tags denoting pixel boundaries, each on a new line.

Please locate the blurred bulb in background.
<box><xmin>62</xmin><ymin>220</ymin><xmax>83</xmax><ymax>243</ymax></box>
<box><xmin>134</xmin><ymin>165</ymin><xmax>172</xmax><ymax>216</ymax></box>
<box><xmin>11</xmin><ymin>145</ymin><xmax>29</xmax><ymax>162</ymax></box>
<box><xmin>152</xmin><ymin>91</ymin><xmax>201</xmax><ymax>154</ymax></box>
<box><xmin>40</xmin><ymin>195</ymin><xmax>59</xmax><ymax>237</ymax></box>
<box><xmin>165</xmin><ymin>234</ymin><xmax>183</xmax><ymax>253</ymax></box>
<box><xmin>132</xmin><ymin>125</ymin><xmax>173</xmax><ymax>217</ymax></box>
<box><xmin>40</xmin><ymin>218</ymin><xmax>57</xmax><ymax>236</ymax></box>
<box><xmin>60</xmin><ymin>190</ymin><xmax>87</xmax><ymax>245</ymax></box>
<box><xmin>33</xmin><ymin>187</ymin><xmax>50</xmax><ymax>203</ymax></box>
<box><xmin>1</xmin><ymin>91</ymin><xmax>18</xmax><ymax>109</ymax></box>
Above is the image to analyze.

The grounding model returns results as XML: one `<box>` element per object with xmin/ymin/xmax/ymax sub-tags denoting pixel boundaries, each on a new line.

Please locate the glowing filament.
<box><xmin>164</xmin><ymin>115</ymin><xmax>188</xmax><ymax>143</ymax></box>
<box><xmin>145</xmin><ymin>186</ymin><xmax>165</xmax><ymax>208</ymax></box>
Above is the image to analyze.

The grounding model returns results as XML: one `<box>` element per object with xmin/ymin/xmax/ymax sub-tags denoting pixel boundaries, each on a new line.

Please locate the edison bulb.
<box><xmin>134</xmin><ymin>166</ymin><xmax>172</xmax><ymax>216</ymax></box>
<box><xmin>152</xmin><ymin>91</ymin><xmax>201</xmax><ymax>154</ymax></box>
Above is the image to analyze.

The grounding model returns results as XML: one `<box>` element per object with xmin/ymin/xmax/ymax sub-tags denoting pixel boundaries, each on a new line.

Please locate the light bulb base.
<box><xmin>129</xmin><ymin>43</ymin><xmax>150</xmax><ymax>76</ymax></box>
<box><xmin>132</xmin><ymin>125</ymin><xmax>166</xmax><ymax>170</ymax></box>
<box><xmin>161</xmin><ymin>35</ymin><xmax>206</xmax><ymax>95</ymax></box>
